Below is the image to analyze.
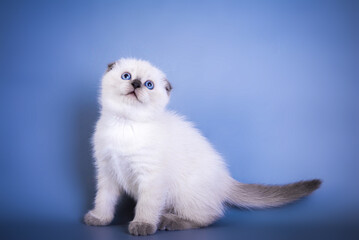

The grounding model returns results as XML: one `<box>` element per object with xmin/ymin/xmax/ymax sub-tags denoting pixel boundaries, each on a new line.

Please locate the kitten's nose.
<box><xmin>131</xmin><ymin>79</ymin><xmax>141</xmax><ymax>89</ymax></box>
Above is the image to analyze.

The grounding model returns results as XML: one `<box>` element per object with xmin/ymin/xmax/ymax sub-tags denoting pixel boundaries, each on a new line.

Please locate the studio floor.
<box><xmin>2</xmin><ymin>207</ymin><xmax>358</xmax><ymax>240</ymax></box>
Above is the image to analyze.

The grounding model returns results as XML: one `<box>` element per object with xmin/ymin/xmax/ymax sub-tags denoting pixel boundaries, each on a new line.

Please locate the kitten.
<box><xmin>84</xmin><ymin>58</ymin><xmax>321</xmax><ymax>236</ymax></box>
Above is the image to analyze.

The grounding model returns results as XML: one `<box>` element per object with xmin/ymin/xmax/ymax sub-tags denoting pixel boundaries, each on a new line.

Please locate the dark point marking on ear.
<box><xmin>165</xmin><ymin>79</ymin><xmax>172</xmax><ymax>95</ymax></box>
<box><xmin>106</xmin><ymin>62</ymin><xmax>116</xmax><ymax>72</ymax></box>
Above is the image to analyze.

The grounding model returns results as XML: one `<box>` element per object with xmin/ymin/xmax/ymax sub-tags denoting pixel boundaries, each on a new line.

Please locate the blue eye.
<box><xmin>144</xmin><ymin>80</ymin><xmax>154</xmax><ymax>90</ymax></box>
<box><xmin>121</xmin><ymin>72</ymin><xmax>131</xmax><ymax>80</ymax></box>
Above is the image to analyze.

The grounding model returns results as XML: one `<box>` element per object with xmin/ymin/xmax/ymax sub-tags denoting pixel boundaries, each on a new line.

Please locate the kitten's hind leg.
<box><xmin>158</xmin><ymin>213</ymin><xmax>202</xmax><ymax>231</ymax></box>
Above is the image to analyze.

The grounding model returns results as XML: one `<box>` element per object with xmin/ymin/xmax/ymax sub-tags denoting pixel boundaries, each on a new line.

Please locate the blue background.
<box><xmin>0</xmin><ymin>0</ymin><xmax>358</xmax><ymax>239</ymax></box>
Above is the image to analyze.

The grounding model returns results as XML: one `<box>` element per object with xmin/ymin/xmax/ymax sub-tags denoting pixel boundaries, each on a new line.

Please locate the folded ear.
<box><xmin>165</xmin><ymin>79</ymin><xmax>173</xmax><ymax>95</ymax></box>
<box><xmin>106</xmin><ymin>62</ymin><xmax>116</xmax><ymax>72</ymax></box>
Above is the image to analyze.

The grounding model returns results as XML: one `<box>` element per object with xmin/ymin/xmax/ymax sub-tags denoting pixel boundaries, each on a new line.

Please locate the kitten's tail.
<box><xmin>226</xmin><ymin>178</ymin><xmax>322</xmax><ymax>209</ymax></box>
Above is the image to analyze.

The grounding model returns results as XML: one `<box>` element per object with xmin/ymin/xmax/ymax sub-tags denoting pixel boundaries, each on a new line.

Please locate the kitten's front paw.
<box><xmin>128</xmin><ymin>221</ymin><xmax>157</xmax><ymax>236</ymax></box>
<box><xmin>84</xmin><ymin>211</ymin><xmax>112</xmax><ymax>226</ymax></box>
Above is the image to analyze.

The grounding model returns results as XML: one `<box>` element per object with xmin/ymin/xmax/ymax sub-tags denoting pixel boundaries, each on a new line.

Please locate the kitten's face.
<box><xmin>100</xmin><ymin>58</ymin><xmax>172</xmax><ymax>118</ymax></box>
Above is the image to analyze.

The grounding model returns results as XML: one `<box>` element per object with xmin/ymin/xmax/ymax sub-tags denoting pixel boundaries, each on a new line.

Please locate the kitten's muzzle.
<box><xmin>131</xmin><ymin>79</ymin><xmax>141</xmax><ymax>89</ymax></box>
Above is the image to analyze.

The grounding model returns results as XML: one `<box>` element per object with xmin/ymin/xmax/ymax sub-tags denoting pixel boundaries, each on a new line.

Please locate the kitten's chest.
<box><xmin>99</xmin><ymin>119</ymin><xmax>155</xmax><ymax>157</ymax></box>
<box><xmin>96</xmin><ymin>118</ymin><xmax>160</xmax><ymax>198</ymax></box>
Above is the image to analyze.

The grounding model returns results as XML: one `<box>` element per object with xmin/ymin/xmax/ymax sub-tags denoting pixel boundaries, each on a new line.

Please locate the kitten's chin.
<box><xmin>101</xmin><ymin>96</ymin><xmax>162</xmax><ymax>121</ymax></box>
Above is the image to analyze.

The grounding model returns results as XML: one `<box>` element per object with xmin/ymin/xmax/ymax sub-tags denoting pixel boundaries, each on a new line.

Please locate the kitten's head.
<box><xmin>100</xmin><ymin>58</ymin><xmax>172</xmax><ymax>120</ymax></box>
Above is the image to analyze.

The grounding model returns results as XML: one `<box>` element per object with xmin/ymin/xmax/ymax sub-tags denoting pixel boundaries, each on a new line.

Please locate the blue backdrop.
<box><xmin>0</xmin><ymin>0</ymin><xmax>358</xmax><ymax>239</ymax></box>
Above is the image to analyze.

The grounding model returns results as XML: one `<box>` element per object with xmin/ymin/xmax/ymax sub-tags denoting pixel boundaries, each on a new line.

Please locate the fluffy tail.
<box><xmin>226</xmin><ymin>178</ymin><xmax>322</xmax><ymax>209</ymax></box>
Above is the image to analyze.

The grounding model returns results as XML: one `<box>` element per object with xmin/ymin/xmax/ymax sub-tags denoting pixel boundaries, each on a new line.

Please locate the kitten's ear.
<box><xmin>106</xmin><ymin>62</ymin><xmax>116</xmax><ymax>72</ymax></box>
<box><xmin>165</xmin><ymin>79</ymin><xmax>173</xmax><ymax>95</ymax></box>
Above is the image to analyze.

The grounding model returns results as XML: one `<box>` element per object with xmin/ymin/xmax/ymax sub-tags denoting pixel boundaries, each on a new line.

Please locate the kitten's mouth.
<box><xmin>127</xmin><ymin>91</ymin><xmax>140</xmax><ymax>101</ymax></box>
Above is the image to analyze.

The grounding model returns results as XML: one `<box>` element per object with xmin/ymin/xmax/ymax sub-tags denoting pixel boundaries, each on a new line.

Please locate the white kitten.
<box><xmin>84</xmin><ymin>58</ymin><xmax>321</xmax><ymax>236</ymax></box>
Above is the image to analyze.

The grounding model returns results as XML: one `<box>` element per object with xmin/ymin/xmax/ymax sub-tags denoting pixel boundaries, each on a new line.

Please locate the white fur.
<box><xmin>86</xmin><ymin>58</ymin><xmax>233</xmax><ymax>229</ymax></box>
